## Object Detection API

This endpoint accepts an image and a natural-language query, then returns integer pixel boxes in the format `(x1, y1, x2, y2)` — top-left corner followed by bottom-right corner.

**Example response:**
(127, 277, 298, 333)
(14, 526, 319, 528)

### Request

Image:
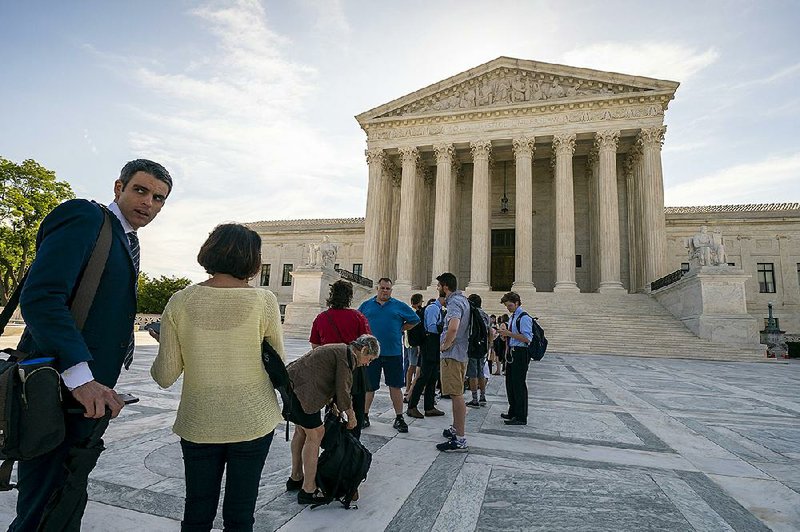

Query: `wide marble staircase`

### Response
(477, 292, 766, 362)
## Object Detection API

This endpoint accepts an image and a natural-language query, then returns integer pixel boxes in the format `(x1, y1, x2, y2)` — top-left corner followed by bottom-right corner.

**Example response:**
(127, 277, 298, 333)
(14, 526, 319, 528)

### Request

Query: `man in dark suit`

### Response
(9, 159, 172, 531)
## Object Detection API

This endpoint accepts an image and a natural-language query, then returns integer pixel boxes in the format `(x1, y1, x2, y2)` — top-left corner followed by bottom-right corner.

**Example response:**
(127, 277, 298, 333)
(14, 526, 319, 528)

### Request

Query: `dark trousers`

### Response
(505, 347, 531, 422)
(10, 415, 100, 532)
(180, 431, 274, 532)
(351, 391, 365, 440)
(408, 334, 440, 411)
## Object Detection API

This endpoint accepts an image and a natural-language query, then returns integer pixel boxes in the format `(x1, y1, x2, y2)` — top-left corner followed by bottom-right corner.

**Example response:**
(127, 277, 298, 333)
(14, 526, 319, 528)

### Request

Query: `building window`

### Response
(352, 263, 363, 277)
(681, 263, 690, 273)
(259, 264, 271, 286)
(334, 263, 339, 271)
(727, 262, 736, 267)
(757, 263, 776, 293)
(282, 264, 293, 286)
(575, 255, 582, 268)
(797, 263, 800, 288)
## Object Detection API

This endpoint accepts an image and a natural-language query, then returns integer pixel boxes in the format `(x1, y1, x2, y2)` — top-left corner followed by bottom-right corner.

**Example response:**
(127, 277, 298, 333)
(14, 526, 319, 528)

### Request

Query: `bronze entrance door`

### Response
(491, 229, 515, 291)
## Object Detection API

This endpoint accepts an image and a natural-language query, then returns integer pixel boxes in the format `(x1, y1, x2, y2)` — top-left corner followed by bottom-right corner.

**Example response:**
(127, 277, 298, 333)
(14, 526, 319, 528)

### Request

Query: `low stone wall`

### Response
(652, 266, 763, 347)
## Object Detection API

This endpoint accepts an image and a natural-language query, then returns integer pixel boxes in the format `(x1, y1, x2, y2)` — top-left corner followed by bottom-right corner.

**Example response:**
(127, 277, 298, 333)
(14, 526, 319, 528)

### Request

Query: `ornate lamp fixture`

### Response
(500, 161, 509, 213)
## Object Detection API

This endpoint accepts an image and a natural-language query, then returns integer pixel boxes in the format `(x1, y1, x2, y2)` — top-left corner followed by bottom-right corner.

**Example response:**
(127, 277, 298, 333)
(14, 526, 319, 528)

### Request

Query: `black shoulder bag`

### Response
(0, 207, 112, 491)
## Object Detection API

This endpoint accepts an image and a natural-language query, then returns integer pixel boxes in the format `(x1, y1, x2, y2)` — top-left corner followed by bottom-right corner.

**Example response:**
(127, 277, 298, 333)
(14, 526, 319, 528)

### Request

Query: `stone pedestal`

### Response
(652, 267, 763, 349)
(282, 267, 340, 337)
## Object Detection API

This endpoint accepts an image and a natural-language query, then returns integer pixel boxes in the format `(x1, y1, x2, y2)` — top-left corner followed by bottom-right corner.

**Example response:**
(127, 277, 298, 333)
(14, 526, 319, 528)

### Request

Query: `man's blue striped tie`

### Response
(124, 232, 140, 370)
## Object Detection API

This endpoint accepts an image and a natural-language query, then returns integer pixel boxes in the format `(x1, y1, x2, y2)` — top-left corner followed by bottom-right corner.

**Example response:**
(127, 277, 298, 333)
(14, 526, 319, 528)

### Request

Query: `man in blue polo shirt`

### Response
(358, 277, 420, 432)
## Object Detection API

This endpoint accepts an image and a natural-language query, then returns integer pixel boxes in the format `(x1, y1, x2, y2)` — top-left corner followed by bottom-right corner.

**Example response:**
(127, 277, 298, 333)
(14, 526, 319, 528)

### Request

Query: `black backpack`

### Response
(515, 312, 548, 361)
(313, 412, 372, 509)
(406, 307, 426, 347)
(467, 304, 489, 359)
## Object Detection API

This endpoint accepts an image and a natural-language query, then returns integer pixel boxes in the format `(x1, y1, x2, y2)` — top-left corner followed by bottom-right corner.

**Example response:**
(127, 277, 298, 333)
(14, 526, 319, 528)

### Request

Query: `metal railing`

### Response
(335, 268, 373, 288)
(650, 269, 685, 292)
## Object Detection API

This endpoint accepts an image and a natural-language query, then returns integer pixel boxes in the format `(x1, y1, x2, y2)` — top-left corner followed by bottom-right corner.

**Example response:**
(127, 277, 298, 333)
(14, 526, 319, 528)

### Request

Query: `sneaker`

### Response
(442, 425, 457, 439)
(436, 437, 468, 452)
(286, 476, 303, 492)
(363, 414, 370, 428)
(479, 395, 487, 405)
(406, 407, 424, 419)
(393, 416, 409, 433)
(500, 413, 513, 420)
(466, 399, 481, 408)
(298, 488, 327, 505)
(424, 408, 445, 417)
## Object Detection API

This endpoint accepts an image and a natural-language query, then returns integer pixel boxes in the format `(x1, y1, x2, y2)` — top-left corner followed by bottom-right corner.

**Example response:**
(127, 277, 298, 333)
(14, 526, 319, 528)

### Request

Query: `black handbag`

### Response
(0, 206, 112, 491)
(261, 339, 289, 390)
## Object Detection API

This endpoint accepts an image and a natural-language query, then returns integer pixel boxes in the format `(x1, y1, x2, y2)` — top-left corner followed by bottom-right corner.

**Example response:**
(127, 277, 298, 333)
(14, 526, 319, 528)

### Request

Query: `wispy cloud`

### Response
(665, 153, 800, 206)
(111, 0, 365, 280)
(562, 42, 718, 82)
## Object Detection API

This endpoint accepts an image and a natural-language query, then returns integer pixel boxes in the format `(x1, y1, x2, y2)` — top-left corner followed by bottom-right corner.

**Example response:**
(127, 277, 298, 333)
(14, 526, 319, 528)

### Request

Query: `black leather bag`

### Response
(261, 339, 289, 390)
(0, 206, 112, 490)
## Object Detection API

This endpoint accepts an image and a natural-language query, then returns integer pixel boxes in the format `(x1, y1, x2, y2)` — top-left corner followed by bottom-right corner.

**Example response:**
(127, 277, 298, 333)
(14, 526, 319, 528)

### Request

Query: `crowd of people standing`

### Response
(7, 158, 538, 531)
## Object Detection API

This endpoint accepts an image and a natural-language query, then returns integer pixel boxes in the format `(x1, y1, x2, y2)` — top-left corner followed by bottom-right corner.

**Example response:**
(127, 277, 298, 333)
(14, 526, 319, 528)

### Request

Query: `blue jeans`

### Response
(180, 431, 274, 532)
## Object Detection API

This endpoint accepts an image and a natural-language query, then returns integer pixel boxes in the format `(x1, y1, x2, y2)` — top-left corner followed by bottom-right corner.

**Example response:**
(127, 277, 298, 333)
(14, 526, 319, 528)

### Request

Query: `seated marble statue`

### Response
(687, 226, 726, 267)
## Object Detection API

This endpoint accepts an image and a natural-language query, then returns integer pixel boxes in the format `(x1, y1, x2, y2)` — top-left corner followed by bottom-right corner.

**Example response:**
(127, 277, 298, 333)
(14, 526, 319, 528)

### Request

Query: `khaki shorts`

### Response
(440, 358, 467, 397)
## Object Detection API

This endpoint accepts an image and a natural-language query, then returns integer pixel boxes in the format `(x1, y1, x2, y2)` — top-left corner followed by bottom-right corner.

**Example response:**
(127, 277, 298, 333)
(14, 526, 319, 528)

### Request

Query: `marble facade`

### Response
(358, 57, 677, 294)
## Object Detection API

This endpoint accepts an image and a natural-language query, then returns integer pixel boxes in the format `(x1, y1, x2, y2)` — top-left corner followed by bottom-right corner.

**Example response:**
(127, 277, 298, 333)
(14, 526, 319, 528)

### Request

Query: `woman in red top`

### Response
(308, 280, 371, 438)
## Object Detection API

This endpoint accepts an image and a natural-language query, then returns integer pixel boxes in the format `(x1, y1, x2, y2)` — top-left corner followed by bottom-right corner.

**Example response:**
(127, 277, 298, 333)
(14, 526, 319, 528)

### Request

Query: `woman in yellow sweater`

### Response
(151, 223, 284, 531)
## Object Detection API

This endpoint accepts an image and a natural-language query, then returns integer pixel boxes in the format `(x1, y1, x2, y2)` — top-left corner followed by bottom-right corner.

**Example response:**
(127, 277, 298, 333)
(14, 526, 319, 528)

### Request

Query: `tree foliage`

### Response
(0, 157, 75, 304)
(137, 273, 192, 314)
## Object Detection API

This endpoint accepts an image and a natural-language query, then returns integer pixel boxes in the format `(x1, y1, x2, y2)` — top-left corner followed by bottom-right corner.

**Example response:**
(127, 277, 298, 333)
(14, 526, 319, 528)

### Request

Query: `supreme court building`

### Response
(248, 57, 800, 348)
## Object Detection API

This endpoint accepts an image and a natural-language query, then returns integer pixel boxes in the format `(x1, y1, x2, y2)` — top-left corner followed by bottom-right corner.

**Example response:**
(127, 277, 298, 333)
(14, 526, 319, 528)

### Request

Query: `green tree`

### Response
(0, 157, 75, 304)
(137, 273, 192, 314)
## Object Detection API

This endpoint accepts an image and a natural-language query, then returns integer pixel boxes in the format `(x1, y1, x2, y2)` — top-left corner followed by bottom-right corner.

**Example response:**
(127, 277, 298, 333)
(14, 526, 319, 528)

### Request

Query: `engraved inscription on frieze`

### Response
(377, 68, 653, 118)
(368, 104, 663, 141)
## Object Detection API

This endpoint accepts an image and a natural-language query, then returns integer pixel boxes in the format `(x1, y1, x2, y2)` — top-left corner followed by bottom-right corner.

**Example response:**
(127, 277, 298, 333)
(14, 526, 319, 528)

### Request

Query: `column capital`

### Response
(637, 126, 666, 149)
(365, 148, 385, 165)
(512, 137, 535, 158)
(417, 161, 432, 183)
(398, 146, 419, 164)
(587, 146, 599, 170)
(552, 133, 576, 156)
(433, 143, 455, 164)
(470, 140, 492, 160)
(594, 129, 620, 152)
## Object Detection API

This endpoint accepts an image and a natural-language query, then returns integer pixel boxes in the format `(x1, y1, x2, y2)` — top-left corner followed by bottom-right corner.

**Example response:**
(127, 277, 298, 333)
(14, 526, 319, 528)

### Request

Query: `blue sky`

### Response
(1, 1, 798, 280)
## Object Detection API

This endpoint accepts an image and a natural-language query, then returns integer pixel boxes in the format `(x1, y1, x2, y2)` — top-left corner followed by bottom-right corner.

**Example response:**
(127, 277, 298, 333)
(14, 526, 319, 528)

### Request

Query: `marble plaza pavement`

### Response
(1, 333, 799, 531)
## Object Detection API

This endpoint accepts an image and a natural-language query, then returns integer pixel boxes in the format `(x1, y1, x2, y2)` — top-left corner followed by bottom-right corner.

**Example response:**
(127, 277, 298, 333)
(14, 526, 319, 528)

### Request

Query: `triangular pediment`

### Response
(357, 57, 679, 123)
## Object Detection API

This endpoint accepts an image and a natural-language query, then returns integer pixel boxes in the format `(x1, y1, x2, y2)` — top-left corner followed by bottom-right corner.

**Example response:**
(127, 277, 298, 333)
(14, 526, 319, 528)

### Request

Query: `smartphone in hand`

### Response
(144, 321, 161, 334)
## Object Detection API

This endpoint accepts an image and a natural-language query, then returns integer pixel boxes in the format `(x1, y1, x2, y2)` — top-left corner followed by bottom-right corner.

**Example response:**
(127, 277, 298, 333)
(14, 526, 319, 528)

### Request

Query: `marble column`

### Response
(512, 137, 535, 291)
(364, 148, 385, 281)
(430, 143, 455, 289)
(552, 133, 580, 292)
(468, 140, 492, 290)
(638, 126, 668, 286)
(624, 153, 640, 292)
(386, 164, 401, 280)
(394, 146, 420, 289)
(596, 130, 625, 292)
(586, 148, 599, 291)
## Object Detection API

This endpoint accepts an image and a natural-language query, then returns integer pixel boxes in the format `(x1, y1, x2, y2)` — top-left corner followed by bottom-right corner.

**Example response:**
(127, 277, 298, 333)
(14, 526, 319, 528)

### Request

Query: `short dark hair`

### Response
(377, 277, 393, 286)
(436, 272, 458, 292)
(411, 293, 423, 306)
(327, 280, 354, 309)
(197, 224, 261, 280)
(119, 159, 173, 193)
(467, 293, 482, 308)
(500, 291, 521, 305)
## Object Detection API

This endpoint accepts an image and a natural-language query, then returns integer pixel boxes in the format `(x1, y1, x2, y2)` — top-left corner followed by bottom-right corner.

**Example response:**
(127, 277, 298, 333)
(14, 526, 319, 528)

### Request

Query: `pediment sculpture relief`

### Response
(378, 69, 652, 118)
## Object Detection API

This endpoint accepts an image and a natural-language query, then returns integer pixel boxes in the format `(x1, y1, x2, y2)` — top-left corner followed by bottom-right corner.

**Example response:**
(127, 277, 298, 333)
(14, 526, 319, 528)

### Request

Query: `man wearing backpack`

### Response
(406, 295, 446, 419)
(497, 291, 533, 426)
(466, 294, 490, 408)
(435, 272, 471, 452)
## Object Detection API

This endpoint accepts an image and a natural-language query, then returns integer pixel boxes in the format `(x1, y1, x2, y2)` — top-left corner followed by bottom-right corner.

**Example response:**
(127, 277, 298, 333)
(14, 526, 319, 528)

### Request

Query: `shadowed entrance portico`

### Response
(491, 229, 514, 292)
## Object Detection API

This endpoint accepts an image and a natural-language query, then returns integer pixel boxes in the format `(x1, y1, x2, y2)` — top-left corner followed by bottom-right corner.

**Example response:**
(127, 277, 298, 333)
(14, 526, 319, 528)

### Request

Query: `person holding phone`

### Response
(151, 223, 284, 531)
